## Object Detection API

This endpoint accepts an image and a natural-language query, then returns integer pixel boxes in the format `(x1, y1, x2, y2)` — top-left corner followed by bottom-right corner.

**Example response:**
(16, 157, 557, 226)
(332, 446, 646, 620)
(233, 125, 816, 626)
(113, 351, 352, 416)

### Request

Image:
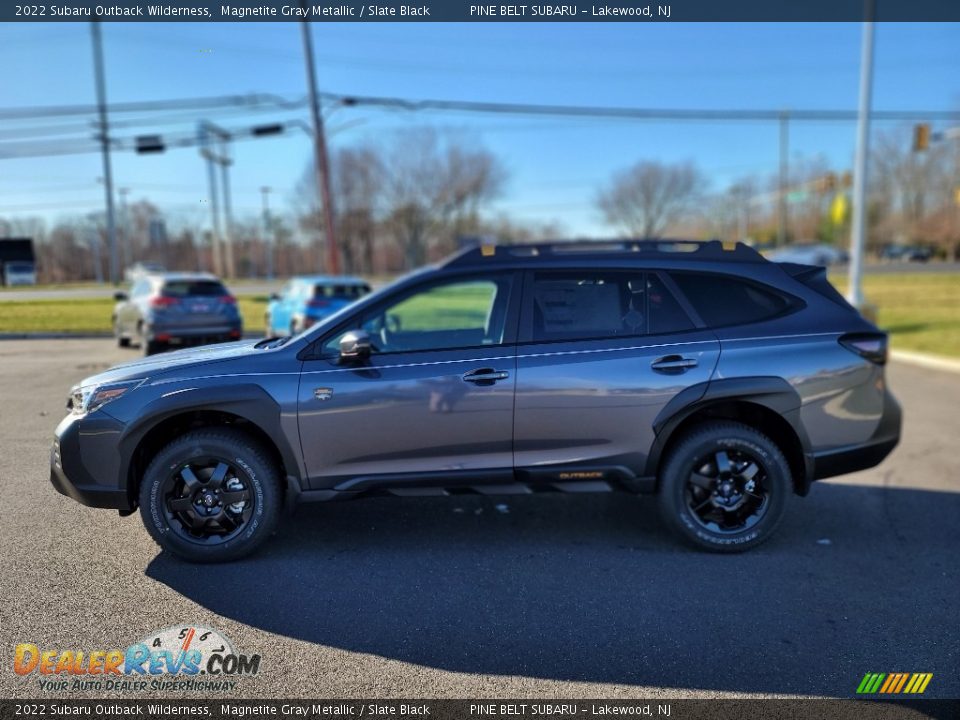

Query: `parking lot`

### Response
(0, 338, 957, 699)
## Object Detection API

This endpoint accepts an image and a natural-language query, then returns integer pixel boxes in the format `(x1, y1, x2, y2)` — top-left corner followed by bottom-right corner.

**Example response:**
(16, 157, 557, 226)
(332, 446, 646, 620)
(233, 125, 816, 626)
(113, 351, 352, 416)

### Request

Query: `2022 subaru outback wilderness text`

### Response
(50, 241, 901, 562)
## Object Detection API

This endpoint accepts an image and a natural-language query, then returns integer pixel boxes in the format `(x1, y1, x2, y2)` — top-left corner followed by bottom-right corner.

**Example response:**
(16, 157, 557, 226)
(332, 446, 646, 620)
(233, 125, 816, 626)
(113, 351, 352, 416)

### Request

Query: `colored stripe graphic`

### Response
(857, 672, 932, 694)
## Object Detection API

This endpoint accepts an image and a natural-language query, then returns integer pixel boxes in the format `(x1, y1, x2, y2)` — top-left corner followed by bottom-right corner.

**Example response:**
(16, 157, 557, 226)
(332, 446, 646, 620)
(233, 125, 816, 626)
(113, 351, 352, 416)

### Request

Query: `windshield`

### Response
(6, 262, 34, 272)
(314, 283, 371, 299)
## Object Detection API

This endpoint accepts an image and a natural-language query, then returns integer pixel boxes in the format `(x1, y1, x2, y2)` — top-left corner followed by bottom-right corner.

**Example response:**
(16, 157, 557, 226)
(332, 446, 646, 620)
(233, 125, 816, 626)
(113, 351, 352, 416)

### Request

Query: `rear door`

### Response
(513, 269, 720, 480)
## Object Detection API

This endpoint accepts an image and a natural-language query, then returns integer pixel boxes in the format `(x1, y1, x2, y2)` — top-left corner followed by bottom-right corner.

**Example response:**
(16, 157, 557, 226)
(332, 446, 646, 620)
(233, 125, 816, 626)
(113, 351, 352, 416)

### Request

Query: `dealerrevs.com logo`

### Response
(14, 626, 261, 693)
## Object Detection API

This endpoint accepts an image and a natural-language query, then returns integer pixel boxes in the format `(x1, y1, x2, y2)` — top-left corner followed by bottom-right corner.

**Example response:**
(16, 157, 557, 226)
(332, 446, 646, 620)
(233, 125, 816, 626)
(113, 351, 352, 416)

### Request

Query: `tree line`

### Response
(1, 123, 956, 284)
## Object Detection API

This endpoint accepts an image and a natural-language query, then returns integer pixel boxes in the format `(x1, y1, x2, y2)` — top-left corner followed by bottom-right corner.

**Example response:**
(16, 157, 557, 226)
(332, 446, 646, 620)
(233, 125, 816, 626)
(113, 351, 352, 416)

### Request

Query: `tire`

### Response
(143, 339, 163, 356)
(657, 421, 790, 552)
(114, 319, 130, 348)
(138, 428, 283, 563)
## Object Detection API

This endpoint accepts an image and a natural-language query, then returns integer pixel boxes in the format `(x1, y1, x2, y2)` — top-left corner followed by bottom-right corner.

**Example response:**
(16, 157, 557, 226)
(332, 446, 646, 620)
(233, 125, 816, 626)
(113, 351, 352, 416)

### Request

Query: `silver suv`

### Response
(51, 241, 901, 562)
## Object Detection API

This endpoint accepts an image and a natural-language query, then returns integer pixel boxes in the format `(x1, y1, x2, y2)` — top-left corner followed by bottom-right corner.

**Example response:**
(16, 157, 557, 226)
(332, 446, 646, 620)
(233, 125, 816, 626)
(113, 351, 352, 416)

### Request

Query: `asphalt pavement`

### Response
(0, 339, 957, 700)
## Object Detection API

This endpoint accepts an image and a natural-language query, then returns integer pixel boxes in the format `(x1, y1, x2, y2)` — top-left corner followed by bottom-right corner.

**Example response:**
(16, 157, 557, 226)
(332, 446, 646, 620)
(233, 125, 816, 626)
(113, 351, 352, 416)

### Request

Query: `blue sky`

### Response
(0, 21, 957, 236)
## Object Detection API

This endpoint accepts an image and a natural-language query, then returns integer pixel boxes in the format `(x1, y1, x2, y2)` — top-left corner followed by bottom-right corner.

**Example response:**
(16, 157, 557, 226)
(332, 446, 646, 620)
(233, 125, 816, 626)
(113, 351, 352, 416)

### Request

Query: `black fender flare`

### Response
(116, 383, 304, 505)
(644, 376, 814, 494)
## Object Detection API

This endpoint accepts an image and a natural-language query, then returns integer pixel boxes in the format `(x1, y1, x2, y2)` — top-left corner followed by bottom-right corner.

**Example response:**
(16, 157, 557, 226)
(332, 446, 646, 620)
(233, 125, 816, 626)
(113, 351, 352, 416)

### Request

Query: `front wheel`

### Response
(138, 429, 283, 562)
(657, 421, 790, 552)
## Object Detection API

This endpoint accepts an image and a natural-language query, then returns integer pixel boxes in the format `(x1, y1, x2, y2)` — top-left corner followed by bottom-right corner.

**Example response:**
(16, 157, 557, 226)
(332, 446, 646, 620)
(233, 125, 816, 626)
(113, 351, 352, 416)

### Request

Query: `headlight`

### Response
(68, 379, 145, 415)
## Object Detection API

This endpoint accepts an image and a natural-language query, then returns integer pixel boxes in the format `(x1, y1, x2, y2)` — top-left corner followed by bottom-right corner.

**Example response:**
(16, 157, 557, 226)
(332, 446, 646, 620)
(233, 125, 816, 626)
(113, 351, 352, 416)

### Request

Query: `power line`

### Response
(0, 93, 306, 121)
(320, 93, 960, 123)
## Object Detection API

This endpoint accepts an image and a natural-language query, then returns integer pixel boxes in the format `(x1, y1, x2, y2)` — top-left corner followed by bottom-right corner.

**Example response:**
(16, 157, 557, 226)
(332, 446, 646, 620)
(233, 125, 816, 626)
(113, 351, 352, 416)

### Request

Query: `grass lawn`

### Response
(829, 274, 960, 358)
(0, 297, 269, 334)
(0, 274, 958, 359)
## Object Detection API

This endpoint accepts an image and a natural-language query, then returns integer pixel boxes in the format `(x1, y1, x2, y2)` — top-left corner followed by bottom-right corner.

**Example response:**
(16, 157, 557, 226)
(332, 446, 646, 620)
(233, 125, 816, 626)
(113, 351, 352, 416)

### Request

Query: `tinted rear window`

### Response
(670, 272, 790, 327)
(314, 283, 371, 299)
(162, 280, 227, 297)
(531, 271, 693, 342)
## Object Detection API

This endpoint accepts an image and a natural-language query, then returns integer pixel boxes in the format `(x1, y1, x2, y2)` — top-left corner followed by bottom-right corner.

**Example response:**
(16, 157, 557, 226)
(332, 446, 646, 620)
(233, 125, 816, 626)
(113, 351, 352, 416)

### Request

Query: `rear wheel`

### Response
(657, 421, 790, 552)
(138, 429, 283, 562)
(114, 318, 130, 348)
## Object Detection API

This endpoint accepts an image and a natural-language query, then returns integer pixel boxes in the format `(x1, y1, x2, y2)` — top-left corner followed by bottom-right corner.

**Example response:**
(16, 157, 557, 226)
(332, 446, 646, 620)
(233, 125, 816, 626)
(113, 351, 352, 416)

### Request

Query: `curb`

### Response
(890, 349, 960, 375)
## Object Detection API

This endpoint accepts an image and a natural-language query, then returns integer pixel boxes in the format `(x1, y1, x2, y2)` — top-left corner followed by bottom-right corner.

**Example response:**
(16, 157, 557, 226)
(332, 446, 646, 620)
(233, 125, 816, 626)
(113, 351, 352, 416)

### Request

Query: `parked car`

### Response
(265, 276, 372, 336)
(53, 240, 900, 562)
(767, 244, 846, 267)
(112, 272, 242, 355)
(879, 245, 933, 263)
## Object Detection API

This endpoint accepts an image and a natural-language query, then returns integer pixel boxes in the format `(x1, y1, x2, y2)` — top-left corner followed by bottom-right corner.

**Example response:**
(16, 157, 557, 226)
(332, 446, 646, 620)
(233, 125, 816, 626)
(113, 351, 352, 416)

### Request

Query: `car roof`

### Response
(147, 272, 222, 283)
(442, 239, 767, 269)
(292, 275, 369, 285)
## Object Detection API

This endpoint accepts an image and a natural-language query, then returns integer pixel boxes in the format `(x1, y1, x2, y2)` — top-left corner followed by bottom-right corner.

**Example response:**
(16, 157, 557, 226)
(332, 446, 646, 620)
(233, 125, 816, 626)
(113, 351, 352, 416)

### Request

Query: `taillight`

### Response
(151, 296, 179, 308)
(307, 299, 329, 309)
(219, 295, 237, 305)
(839, 333, 888, 365)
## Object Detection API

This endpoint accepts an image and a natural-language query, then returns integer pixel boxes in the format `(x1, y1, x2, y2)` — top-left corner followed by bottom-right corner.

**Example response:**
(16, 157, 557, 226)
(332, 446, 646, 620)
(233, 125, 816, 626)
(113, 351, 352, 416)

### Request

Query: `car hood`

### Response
(75, 340, 264, 388)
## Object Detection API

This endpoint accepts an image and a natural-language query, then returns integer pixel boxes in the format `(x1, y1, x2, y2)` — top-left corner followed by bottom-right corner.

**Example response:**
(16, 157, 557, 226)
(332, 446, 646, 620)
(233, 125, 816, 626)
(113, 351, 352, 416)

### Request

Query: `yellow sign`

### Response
(830, 194, 848, 225)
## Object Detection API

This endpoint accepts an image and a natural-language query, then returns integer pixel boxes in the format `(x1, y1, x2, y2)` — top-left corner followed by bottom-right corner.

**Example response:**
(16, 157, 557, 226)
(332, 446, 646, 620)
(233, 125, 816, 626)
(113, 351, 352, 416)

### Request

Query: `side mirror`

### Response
(339, 330, 372, 361)
(268, 292, 280, 301)
(114, 291, 128, 301)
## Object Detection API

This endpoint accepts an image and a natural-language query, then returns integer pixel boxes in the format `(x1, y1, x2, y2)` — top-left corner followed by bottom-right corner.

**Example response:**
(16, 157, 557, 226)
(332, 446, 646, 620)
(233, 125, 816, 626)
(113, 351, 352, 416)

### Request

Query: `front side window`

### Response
(530, 271, 693, 342)
(324, 275, 513, 356)
(669, 272, 790, 328)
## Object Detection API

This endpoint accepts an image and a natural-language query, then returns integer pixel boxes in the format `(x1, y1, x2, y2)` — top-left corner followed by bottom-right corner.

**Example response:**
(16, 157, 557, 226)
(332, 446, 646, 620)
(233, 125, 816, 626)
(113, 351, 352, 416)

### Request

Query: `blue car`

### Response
(266, 276, 372, 336)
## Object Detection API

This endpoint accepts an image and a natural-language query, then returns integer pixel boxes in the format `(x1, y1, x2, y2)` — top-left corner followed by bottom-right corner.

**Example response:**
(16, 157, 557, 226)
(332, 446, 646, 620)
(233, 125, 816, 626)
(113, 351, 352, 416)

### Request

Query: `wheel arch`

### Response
(117, 384, 304, 510)
(646, 377, 813, 495)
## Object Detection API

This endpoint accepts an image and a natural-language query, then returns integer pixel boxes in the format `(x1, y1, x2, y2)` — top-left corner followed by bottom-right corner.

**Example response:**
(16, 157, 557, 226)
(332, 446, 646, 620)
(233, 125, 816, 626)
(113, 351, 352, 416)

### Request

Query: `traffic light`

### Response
(913, 123, 931, 152)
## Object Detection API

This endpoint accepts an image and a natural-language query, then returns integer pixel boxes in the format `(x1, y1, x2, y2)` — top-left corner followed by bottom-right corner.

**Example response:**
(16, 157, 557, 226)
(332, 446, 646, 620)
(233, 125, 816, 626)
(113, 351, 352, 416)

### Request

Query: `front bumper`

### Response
(809, 388, 902, 481)
(50, 412, 132, 513)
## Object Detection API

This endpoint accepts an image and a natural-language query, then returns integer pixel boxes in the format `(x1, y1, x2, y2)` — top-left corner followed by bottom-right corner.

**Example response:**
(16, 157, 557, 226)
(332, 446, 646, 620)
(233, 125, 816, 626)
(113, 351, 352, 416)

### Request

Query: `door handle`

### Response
(462, 368, 510, 385)
(651, 355, 698, 372)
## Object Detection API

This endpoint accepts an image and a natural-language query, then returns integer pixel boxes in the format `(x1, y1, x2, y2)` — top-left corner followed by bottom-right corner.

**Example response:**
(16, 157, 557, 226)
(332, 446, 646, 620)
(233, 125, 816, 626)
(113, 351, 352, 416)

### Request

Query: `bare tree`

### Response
(382, 128, 505, 268)
(597, 160, 706, 237)
(334, 146, 384, 275)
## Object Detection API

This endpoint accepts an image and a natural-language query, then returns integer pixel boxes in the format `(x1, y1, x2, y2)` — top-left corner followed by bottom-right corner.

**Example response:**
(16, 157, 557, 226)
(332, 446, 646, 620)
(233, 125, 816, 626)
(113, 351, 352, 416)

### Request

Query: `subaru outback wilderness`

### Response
(51, 241, 900, 562)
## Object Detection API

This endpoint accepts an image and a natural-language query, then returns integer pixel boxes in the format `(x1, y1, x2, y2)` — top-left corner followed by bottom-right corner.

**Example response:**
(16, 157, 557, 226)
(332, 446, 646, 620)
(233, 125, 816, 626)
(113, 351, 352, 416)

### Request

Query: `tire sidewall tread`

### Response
(657, 421, 790, 553)
(138, 428, 282, 563)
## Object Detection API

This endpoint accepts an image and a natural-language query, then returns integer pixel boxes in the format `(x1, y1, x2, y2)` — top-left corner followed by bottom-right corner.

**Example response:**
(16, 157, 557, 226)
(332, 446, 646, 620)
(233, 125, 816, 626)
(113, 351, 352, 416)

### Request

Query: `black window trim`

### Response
(301, 269, 524, 361)
(517, 268, 700, 346)
(667, 269, 805, 329)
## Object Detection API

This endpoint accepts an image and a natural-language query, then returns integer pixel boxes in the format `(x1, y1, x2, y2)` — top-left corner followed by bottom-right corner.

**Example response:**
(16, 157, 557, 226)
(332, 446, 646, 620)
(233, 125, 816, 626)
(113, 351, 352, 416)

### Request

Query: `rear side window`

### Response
(530, 271, 693, 342)
(670, 272, 790, 327)
(163, 280, 227, 297)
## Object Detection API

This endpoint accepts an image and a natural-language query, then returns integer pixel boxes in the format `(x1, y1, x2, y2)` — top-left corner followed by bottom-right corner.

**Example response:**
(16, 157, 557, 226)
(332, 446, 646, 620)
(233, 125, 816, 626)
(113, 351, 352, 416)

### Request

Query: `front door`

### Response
(297, 273, 519, 490)
(513, 269, 720, 478)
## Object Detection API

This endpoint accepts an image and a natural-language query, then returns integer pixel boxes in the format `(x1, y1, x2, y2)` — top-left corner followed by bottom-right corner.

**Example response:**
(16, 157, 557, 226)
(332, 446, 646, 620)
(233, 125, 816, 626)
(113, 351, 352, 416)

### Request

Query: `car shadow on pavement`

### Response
(146, 482, 960, 697)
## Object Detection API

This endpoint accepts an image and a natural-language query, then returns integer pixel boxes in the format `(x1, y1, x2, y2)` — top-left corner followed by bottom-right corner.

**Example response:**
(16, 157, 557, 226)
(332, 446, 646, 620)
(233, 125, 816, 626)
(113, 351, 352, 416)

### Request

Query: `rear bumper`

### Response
(50, 413, 132, 513)
(809, 389, 902, 481)
(146, 322, 241, 343)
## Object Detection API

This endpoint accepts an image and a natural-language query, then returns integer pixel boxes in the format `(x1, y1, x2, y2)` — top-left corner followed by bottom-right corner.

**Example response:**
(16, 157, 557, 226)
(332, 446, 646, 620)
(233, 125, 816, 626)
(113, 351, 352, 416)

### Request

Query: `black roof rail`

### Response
(442, 239, 768, 267)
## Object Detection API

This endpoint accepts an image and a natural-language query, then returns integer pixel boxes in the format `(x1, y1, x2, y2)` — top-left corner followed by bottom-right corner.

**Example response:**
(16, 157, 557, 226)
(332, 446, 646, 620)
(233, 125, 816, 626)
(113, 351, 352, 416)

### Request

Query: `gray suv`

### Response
(51, 241, 901, 562)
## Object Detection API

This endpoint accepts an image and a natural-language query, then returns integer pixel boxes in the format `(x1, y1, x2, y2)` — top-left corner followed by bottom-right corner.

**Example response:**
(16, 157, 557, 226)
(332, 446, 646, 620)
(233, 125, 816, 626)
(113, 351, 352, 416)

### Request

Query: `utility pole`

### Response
(261, 186, 275, 281)
(847, 2, 875, 312)
(218, 142, 236, 279)
(198, 121, 236, 278)
(90, 20, 118, 285)
(300, 11, 340, 274)
(778, 111, 789, 247)
(198, 123, 222, 276)
(118, 187, 130, 269)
